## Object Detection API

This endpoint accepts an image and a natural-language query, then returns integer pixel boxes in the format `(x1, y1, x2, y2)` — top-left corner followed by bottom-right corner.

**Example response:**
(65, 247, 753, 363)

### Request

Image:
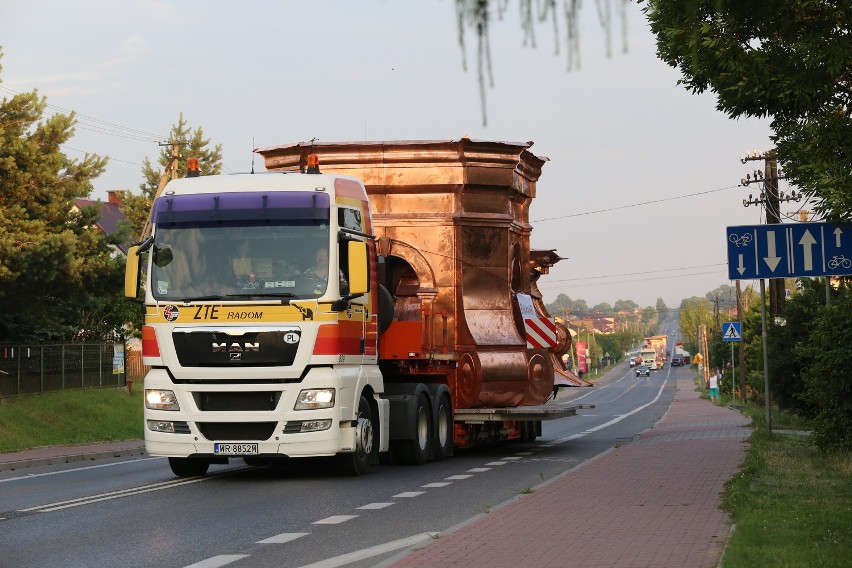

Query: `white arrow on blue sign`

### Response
(726, 222, 852, 280)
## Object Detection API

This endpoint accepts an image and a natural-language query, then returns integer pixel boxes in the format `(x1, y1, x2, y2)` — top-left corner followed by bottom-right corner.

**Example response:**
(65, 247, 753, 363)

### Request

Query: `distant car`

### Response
(671, 354, 684, 367)
(635, 365, 650, 377)
(629, 359, 636, 367)
(682, 355, 690, 365)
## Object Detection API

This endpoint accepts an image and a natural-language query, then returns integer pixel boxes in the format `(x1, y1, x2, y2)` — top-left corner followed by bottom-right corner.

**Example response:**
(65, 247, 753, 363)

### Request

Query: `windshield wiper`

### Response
(180, 295, 223, 302)
(225, 292, 298, 304)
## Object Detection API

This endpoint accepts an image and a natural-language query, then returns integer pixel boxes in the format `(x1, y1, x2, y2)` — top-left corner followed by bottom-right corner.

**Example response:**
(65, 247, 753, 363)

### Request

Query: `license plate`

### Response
(213, 443, 258, 455)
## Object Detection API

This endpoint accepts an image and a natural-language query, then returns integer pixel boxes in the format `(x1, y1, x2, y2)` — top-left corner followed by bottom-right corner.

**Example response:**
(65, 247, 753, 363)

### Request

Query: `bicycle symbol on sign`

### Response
(827, 255, 852, 270)
(729, 233, 753, 248)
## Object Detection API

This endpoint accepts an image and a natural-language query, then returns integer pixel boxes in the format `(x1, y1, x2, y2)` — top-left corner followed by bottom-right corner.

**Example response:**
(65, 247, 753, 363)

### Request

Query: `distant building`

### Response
(72, 191, 130, 256)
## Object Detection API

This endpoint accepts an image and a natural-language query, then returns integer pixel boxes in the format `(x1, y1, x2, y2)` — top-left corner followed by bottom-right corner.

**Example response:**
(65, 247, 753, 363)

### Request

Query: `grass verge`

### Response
(720, 401, 852, 567)
(0, 388, 143, 453)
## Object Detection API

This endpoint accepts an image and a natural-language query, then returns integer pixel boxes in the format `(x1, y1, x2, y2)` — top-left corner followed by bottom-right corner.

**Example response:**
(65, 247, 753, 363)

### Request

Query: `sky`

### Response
(0, 0, 808, 310)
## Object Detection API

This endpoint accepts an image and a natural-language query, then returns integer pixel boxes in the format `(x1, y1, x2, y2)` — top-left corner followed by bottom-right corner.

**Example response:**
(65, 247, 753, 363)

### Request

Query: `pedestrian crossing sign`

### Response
(722, 322, 742, 342)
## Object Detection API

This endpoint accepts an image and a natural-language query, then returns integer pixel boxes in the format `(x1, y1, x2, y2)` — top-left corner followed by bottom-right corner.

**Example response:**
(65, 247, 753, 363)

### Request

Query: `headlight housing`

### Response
(294, 388, 335, 410)
(145, 389, 180, 410)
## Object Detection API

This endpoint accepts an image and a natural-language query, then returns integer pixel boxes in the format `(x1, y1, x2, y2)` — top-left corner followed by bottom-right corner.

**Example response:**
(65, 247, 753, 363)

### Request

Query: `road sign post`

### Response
(726, 222, 852, 436)
(726, 221, 852, 280)
(722, 322, 741, 401)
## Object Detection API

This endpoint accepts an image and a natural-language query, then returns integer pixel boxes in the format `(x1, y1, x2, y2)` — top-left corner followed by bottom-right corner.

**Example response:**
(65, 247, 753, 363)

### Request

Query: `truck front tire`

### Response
(336, 395, 374, 476)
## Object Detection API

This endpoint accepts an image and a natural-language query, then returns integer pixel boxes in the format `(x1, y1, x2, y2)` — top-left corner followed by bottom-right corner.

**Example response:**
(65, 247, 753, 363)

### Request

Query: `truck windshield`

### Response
(151, 221, 332, 302)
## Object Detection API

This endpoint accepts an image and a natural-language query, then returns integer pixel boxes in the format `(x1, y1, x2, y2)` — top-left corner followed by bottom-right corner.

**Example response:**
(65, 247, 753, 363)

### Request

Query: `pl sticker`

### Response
(163, 305, 180, 322)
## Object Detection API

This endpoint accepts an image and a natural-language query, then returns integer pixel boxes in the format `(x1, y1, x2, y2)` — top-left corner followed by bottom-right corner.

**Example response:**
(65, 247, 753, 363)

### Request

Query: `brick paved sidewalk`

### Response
(386, 375, 752, 568)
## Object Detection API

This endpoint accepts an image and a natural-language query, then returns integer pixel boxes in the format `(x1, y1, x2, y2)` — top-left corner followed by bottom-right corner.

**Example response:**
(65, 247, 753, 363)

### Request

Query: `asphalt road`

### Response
(0, 356, 680, 568)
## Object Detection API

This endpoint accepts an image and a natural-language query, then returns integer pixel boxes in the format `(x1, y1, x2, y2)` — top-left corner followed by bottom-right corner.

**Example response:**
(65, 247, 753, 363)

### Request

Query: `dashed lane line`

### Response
(292, 533, 436, 568)
(256, 533, 310, 544)
(313, 515, 358, 525)
(183, 555, 249, 568)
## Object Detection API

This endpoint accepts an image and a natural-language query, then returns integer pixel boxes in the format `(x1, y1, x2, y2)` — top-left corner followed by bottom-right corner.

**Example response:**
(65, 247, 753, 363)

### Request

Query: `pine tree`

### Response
(119, 113, 223, 240)
(0, 50, 121, 341)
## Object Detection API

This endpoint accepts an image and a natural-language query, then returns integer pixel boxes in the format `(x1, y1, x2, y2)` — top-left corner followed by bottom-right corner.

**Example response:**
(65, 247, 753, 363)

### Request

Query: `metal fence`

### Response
(0, 343, 128, 397)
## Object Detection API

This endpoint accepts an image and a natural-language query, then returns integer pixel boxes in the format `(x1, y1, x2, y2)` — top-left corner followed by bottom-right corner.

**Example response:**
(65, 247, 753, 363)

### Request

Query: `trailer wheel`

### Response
(336, 395, 374, 476)
(168, 457, 210, 477)
(394, 394, 431, 465)
(433, 394, 453, 461)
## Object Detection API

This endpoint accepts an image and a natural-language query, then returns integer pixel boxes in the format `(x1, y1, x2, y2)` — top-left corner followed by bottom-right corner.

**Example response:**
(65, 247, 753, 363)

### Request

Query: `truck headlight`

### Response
(295, 388, 335, 410)
(145, 389, 180, 411)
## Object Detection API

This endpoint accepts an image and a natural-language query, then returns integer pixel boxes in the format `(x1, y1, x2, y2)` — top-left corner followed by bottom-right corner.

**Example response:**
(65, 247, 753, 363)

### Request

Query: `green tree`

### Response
(640, 0, 852, 221)
(797, 282, 852, 450)
(119, 113, 223, 239)
(764, 278, 824, 413)
(613, 299, 639, 313)
(596, 333, 622, 365)
(705, 284, 737, 312)
(677, 297, 713, 356)
(641, 306, 657, 325)
(655, 297, 669, 320)
(592, 302, 613, 313)
(0, 51, 124, 341)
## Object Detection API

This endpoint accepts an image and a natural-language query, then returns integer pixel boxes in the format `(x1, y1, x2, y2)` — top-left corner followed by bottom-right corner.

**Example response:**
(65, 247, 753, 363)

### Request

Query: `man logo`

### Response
(213, 342, 260, 353)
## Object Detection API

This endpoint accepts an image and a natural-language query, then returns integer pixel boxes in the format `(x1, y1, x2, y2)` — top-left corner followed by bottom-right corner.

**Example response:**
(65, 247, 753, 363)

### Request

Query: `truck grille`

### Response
(197, 422, 277, 441)
(192, 391, 281, 411)
(173, 329, 300, 367)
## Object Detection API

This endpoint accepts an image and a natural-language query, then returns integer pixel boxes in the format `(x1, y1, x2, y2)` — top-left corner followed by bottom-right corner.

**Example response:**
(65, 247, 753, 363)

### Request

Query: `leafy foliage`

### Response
(640, 0, 852, 221)
(0, 51, 129, 342)
(676, 296, 713, 355)
(796, 282, 852, 451)
(118, 112, 223, 240)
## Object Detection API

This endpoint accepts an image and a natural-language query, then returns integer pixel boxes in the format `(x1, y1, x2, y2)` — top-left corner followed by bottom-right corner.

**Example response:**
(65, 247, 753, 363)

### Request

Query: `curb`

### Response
(0, 446, 147, 473)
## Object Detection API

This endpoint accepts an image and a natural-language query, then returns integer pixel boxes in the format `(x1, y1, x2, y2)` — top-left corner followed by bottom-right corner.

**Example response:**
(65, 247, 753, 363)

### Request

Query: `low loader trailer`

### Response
(126, 139, 591, 477)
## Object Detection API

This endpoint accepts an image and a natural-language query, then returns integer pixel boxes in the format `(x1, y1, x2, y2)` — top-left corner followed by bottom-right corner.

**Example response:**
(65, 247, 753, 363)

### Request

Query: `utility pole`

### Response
(735, 281, 747, 402)
(140, 139, 185, 240)
(740, 149, 802, 318)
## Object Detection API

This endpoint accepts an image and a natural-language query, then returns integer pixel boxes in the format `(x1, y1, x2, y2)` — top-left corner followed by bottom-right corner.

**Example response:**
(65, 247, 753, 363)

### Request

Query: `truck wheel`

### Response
(336, 395, 374, 476)
(168, 457, 210, 477)
(433, 394, 453, 461)
(394, 394, 431, 465)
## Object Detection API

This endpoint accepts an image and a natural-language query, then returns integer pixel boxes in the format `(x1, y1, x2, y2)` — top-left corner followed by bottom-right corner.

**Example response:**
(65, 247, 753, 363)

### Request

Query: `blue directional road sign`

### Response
(722, 321, 742, 342)
(726, 222, 852, 280)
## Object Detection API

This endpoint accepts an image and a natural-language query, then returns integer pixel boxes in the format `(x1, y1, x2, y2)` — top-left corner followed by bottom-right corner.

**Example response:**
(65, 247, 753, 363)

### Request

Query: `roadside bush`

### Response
(796, 283, 852, 451)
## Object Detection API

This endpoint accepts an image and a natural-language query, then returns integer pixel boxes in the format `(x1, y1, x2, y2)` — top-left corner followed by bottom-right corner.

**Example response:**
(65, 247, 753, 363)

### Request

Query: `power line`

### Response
(538, 269, 726, 289)
(532, 185, 740, 222)
(0, 85, 166, 142)
(540, 263, 727, 284)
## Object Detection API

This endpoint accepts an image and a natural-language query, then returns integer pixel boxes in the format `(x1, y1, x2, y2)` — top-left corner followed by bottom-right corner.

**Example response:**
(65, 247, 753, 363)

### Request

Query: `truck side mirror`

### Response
(347, 241, 369, 296)
(125, 245, 141, 301)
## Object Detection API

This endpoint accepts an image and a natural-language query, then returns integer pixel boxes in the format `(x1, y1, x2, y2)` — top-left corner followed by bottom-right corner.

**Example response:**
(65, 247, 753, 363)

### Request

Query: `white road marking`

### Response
(467, 467, 491, 473)
(18, 476, 211, 512)
(183, 555, 249, 568)
(313, 515, 358, 525)
(485, 461, 507, 466)
(0, 457, 164, 484)
(421, 482, 451, 488)
(392, 491, 424, 498)
(357, 502, 394, 510)
(294, 533, 436, 568)
(546, 372, 670, 446)
(445, 474, 472, 480)
(502, 456, 522, 460)
(257, 532, 309, 544)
